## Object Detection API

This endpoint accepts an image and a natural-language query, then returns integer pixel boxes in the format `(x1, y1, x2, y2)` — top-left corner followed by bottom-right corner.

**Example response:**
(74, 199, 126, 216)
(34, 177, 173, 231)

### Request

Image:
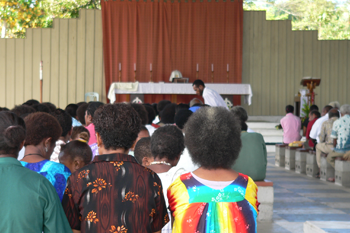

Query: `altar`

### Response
(107, 82, 253, 105)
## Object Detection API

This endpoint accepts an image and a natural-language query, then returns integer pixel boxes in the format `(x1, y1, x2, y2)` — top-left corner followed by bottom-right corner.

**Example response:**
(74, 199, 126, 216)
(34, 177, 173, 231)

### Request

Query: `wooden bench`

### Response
(306, 150, 318, 177)
(320, 152, 335, 181)
(295, 148, 309, 174)
(275, 144, 287, 167)
(256, 180, 274, 222)
(285, 146, 302, 170)
(335, 157, 350, 187)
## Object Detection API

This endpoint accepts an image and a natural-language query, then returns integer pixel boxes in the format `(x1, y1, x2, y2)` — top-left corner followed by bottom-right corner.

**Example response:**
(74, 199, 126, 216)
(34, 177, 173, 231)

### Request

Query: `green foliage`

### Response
(0, 0, 101, 38)
(301, 101, 310, 122)
(243, 0, 350, 40)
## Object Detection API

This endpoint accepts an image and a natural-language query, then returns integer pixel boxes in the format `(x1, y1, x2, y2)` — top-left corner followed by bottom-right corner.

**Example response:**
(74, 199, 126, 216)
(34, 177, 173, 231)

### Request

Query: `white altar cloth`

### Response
(108, 82, 253, 105)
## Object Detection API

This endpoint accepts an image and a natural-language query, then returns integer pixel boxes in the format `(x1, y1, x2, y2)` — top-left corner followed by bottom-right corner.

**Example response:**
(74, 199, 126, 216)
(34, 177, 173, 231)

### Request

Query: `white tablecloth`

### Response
(108, 82, 253, 105)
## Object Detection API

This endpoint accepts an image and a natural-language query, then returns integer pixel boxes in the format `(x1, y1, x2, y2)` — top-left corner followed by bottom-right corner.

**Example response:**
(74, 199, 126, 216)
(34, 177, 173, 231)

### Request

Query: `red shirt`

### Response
(306, 118, 318, 147)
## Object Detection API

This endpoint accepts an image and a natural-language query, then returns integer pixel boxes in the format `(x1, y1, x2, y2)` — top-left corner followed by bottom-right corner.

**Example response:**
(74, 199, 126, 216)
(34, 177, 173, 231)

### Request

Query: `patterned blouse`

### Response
(20, 160, 71, 201)
(168, 172, 259, 233)
(62, 153, 169, 233)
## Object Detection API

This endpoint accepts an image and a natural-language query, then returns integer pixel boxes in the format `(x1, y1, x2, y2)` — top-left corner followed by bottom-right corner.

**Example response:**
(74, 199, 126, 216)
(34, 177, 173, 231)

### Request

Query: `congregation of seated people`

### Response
(280, 101, 350, 181)
(0, 98, 263, 233)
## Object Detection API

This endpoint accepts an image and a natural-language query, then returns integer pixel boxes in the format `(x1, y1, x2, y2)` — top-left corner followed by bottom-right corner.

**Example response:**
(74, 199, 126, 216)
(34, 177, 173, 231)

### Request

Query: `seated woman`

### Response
(70, 126, 90, 142)
(20, 112, 71, 201)
(168, 107, 259, 233)
(0, 111, 72, 232)
(148, 125, 186, 233)
(59, 140, 93, 173)
(62, 104, 168, 233)
(231, 121, 267, 181)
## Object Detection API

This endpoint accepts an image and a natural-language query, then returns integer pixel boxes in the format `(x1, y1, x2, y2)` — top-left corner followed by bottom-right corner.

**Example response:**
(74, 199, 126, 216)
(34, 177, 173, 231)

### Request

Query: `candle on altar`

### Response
(196, 64, 199, 72)
(227, 64, 229, 72)
(134, 63, 136, 71)
(150, 63, 152, 71)
(211, 64, 214, 72)
(119, 63, 121, 71)
(40, 61, 43, 80)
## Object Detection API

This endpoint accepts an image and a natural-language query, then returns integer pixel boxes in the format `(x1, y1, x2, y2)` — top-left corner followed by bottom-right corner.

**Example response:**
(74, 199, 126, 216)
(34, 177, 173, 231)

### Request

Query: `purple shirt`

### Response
(280, 113, 302, 144)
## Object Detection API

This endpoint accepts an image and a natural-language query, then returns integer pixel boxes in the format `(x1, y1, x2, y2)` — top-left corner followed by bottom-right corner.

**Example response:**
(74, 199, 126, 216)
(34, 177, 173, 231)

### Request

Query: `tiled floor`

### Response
(257, 153, 350, 233)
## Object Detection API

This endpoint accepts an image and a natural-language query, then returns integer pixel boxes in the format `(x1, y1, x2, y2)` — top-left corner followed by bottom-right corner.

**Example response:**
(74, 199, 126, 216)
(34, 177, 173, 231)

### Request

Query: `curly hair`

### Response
(184, 107, 241, 169)
(174, 109, 193, 130)
(134, 137, 152, 164)
(131, 104, 149, 125)
(32, 104, 50, 113)
(11, 105, 36, 117)
(0, 112, 26, 155)
(230, 106, 248, 123)
(93, 104, 141, 150)
(24, 112, 62, 146)
(86, 102, 104, 118)
(65, 104, 79, 118)
(157, 100, 171, 113)
(50, 109, 72, 137)
(151, 125, 184, 161)
(23, 99, 40, 106)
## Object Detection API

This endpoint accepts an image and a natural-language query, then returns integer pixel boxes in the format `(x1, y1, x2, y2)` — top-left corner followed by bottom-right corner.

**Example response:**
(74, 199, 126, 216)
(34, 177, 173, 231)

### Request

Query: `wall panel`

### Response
(241, 11, 350, 115)
(0, 9, 350, 114)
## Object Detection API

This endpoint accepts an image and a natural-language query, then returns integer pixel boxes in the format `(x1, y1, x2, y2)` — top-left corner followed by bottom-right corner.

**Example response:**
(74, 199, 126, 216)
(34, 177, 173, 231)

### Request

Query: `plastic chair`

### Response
(85, 92, 99, 102)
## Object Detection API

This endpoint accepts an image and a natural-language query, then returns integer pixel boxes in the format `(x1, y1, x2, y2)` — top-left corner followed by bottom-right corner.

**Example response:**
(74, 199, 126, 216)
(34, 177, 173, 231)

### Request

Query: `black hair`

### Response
(310, 110, 321, 118)
(241, 121, 248, 131)
(143, 104, 156, 124)
(77, 102, 87, 107)
(71, 126, 90, 142)
(131, 104, 149, 125)
(152, 103, 159, 116)
(93, 104, 141, 150)
(60, 140, 92, 165)
(176, 103, 189, 114)
(151, 125, 184, 161)
(24, 112, 62, 146)
(41, 102, 57, 112)
(174, 109, 193, 130)
(86, 102, 104, 118)
(184, 107, 241, 169)
(324, 105, 333, 113)
(11, 105, 36, 117)
(310, 105, 319, 112)
(32, 104, 50, 113)
(286, 105, 294, 113)
(0, 107, 9, 112)
(76, 103, 88, 125)
(65, 104, 79, 118)
(160, 103, 176, 124)
(0, 112, 26, 155)
(50, 109, 72, 137)
(23, 99, 40, 106)
(192, 79, 205, 87)
(134, 137, 152, 164)
(328, 108, 340, 118)
(230, 106, 248, 123)
(157, 100, 171, 113)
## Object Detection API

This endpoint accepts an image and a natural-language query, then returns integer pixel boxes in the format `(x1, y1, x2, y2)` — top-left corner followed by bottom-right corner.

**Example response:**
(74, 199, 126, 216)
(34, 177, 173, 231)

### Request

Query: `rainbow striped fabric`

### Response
(167, 172, 259, 233)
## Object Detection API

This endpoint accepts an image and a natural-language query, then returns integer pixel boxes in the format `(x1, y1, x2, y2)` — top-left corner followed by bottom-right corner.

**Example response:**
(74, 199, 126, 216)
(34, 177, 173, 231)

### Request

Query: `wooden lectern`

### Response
(300, 78, 321, 105)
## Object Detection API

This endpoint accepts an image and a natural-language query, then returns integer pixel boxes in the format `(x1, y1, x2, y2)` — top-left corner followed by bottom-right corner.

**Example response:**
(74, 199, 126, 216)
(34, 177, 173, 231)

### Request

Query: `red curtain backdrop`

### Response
(101, 0, 243, 103)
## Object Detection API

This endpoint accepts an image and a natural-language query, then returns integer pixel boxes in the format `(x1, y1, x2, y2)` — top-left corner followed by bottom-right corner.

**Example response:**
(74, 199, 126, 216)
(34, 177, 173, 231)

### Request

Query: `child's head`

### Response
(130, 125, 150, 151)
(71, 126, 90, 142)
(59, 140, 92, 173)
(151, 125, 184, 166)
(134, 137, 153, 166)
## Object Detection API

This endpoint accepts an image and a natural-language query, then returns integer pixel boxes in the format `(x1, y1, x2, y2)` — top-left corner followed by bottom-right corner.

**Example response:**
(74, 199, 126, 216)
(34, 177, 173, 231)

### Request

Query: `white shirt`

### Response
(145, 124, 156, 136)
(310, 113, 329, 143)
(202, 87, 228, 109)
(176, 147, 199, 172)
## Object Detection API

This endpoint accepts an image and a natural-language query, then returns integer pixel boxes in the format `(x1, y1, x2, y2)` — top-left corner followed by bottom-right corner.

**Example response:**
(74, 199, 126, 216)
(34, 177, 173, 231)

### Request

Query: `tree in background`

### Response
(0, 0, 101, 38)
(244, 0, 350, 40)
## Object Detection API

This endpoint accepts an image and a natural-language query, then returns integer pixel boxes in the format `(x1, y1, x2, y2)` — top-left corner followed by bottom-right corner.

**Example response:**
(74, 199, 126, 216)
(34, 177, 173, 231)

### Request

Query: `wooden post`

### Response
(227, 71, 229, 83)
(40, 80, 43, 103)
(211, 71, 214, 83)
(119, 70, 121, 82)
